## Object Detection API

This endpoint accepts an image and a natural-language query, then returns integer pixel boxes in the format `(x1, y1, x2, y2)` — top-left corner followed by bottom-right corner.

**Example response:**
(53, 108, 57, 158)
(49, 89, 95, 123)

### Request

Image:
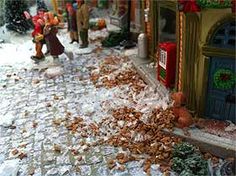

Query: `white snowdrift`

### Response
(0, 159, 20, 176)
(0, 113, 16, 127)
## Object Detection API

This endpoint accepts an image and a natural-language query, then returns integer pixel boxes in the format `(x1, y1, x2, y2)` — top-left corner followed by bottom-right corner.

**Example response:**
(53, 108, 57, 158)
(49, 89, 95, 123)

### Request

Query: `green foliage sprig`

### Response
(101, 28, 128, 47)
(196, 0, 232, 8)
(172, 142, 208, 176)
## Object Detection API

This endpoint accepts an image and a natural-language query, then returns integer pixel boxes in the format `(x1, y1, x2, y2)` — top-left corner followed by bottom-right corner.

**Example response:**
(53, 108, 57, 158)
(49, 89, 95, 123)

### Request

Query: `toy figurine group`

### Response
(66, 0, 89, 48)
(26, 0, 89, 62)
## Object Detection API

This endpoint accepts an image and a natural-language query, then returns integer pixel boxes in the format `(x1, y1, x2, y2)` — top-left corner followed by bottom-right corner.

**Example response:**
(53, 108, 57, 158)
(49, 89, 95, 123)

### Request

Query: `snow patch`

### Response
(124, 48, 138, 57)
(44, 66, 64, 79)
(0, 113, 16, 127)
(0, 25, 11, 43)
(75, 47, 94, 55)
(0, 159, 20, 176)
(89, 28, 109, 41)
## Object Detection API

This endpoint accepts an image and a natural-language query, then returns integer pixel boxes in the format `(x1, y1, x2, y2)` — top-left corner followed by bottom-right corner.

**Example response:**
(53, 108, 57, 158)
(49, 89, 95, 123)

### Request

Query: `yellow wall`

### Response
(200, 8, 232, 44)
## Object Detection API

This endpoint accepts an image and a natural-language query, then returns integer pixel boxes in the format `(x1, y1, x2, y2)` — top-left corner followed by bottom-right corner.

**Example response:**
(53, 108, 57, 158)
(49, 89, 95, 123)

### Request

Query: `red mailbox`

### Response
(157, 42, 176, 88)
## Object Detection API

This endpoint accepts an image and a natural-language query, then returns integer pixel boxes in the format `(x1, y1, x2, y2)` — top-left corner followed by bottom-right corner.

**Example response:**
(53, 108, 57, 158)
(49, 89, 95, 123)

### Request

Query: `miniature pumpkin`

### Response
(98, 19, 106, 29)
(171, 92, 186, 107)
(174, 107, 193, 128)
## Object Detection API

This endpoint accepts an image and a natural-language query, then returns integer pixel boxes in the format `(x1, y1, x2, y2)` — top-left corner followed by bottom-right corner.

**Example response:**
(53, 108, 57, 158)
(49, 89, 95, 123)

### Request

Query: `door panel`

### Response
(205, 57, 235, 122)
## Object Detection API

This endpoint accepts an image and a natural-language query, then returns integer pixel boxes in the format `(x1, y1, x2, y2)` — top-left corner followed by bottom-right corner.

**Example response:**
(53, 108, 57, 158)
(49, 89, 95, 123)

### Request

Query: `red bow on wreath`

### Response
(178, 0, 201, 12)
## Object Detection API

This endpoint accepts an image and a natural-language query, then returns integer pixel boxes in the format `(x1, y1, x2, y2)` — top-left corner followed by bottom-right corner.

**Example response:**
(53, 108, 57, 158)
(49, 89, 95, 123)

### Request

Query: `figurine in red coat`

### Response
(31, 16, 45, 61)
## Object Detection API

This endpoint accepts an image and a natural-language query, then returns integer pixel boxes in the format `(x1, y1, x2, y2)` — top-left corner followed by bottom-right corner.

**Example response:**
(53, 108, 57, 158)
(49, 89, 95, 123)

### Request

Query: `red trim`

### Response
(178, 0, 201, 13)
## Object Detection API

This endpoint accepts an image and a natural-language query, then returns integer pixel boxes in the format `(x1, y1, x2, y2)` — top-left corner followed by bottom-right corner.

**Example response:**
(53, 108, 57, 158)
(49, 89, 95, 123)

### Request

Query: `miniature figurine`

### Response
(43, 12, 73, 60)
(77, 0, 89, 48)
(31, 16, 45, 61)
(66, 2, 79, 44)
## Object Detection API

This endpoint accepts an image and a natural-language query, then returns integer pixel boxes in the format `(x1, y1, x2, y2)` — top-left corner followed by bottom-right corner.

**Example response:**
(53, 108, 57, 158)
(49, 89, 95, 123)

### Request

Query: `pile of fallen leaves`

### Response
(66, 116, 85, 134)
(100, 70, 146, 93)
(63, 105, 224, 175)
(64, 106, 181, 174)
(104, 107, 181, 174)
(89, 56, 146, 93)
(89, 56, 122, 84)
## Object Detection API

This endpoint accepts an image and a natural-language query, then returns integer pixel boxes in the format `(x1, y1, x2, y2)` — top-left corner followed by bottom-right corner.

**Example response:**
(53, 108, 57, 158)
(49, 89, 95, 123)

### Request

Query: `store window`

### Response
(159, 7, 176, 42)
(110, 0, 128, 27)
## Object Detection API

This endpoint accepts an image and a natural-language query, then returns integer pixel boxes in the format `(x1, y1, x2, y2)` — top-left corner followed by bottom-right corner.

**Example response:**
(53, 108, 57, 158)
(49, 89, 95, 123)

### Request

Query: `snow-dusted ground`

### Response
(0, 10, 172, 175)
(0, 5, 119, 66)
(0, 5, 36, 66)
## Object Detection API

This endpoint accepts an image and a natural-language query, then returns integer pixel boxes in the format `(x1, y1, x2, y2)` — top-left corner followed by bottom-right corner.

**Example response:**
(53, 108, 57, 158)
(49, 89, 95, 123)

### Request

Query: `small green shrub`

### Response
(172, 142, 208, 176)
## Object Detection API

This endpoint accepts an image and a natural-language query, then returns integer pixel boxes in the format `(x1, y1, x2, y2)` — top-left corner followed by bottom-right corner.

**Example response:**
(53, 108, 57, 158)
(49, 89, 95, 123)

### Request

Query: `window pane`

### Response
(159, 7, 176, 42)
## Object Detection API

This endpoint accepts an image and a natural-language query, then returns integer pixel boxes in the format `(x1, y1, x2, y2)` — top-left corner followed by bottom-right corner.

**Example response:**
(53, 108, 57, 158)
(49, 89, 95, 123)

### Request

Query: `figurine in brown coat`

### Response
(43, 12, 73, 60)
(77, 0, 89, 48)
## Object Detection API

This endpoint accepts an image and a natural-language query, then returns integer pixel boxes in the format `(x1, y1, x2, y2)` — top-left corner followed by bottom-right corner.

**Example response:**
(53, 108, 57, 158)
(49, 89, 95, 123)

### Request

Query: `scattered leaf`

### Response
(77, 155, 83, 161)
(46, 102, 52, 107)
(53, 95, 60, 100)
(32, 121, 38, 128)
(53, 144, 61, 153)
(18, 152, 27, 160)
(117, 165, 125, 171)
(52, 119, 61, 126)
(11, 149, 19, 155)
(32, 79, 40, 84)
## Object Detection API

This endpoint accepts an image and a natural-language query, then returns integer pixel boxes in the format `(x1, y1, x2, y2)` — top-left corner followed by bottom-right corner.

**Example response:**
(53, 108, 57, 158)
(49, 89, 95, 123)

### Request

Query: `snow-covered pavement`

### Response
(0, 26, 173, 176)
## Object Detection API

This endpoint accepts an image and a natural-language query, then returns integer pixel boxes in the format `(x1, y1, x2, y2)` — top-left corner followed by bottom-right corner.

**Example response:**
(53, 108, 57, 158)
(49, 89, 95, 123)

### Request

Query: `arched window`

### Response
(202, 17, 235, 58)
(210, 21, 235, 49)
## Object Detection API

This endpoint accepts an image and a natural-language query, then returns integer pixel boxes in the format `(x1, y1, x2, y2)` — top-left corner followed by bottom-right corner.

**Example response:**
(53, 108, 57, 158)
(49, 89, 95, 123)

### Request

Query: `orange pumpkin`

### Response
(97, 19, 106, 29)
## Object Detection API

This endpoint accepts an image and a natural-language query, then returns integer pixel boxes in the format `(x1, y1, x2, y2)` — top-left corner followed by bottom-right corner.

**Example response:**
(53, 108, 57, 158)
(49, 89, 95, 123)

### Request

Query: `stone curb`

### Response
(130, 54, 236, 159)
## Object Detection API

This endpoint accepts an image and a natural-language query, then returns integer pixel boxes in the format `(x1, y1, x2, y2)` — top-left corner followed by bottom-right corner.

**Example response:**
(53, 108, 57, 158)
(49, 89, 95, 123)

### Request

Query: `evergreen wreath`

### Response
(213, 69, 236, 90)
(196, 0, 232, 8)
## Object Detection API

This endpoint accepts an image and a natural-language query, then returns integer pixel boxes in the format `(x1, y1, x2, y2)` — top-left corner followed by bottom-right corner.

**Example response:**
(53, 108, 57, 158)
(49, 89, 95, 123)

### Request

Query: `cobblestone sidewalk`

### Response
(0, 45, 169, 176)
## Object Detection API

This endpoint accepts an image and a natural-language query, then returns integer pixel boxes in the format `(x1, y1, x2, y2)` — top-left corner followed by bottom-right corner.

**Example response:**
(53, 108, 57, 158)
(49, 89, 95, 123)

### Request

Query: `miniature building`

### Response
(130, 0, 143, 32)
(110, 0, 142, 30)
(144, 0, 235, 122)
(110, 0, 128, 27)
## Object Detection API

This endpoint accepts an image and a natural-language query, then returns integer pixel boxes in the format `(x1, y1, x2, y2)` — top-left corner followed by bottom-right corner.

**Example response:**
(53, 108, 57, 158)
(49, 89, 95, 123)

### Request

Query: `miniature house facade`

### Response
(110, 0, 143, 34)
(144, 0, 235, 122)
(187, 9, 235, 122)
